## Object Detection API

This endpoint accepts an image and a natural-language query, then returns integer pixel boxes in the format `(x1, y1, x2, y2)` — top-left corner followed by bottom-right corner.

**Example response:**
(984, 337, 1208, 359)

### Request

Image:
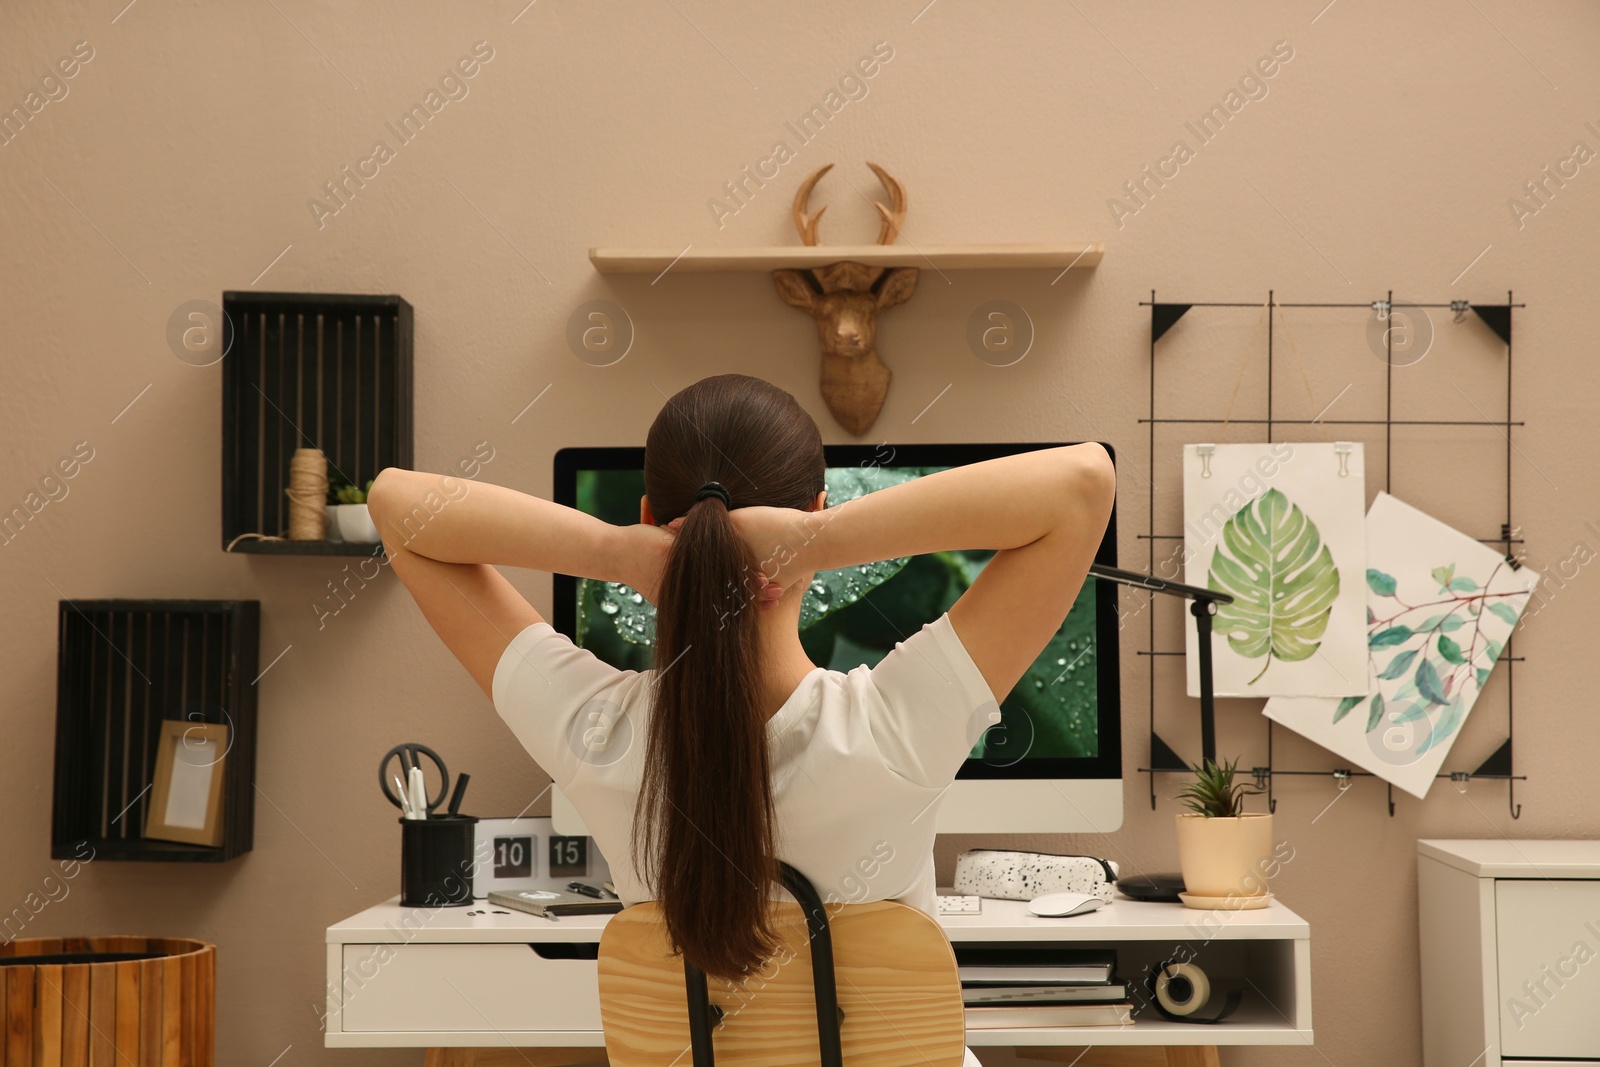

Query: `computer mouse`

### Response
(1026, 892, 1106, 918)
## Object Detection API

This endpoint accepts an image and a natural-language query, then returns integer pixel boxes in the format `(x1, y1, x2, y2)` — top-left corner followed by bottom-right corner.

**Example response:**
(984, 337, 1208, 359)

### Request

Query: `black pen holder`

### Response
(399, 814, 479, 907)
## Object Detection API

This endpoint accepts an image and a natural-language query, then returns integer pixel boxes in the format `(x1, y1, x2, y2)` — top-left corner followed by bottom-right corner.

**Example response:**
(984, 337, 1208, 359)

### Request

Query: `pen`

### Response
(394, 775, 414, 818)
(567, 881, 604, 899)
(447, 772, 470, 816)
(408, 765, 427, 819)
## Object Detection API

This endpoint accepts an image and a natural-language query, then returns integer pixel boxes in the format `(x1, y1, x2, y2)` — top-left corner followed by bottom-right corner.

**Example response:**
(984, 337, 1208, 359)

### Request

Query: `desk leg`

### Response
(1163, 1049, 1221, 1067)
(422, 1050, 608, 1066)
(1016, 1047, 1221, 1067)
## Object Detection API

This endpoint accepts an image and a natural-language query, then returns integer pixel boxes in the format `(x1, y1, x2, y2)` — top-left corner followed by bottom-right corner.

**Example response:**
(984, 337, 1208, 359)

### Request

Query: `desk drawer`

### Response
(341, 943, 603, 1032)
(1496, 880, 1600, 1059)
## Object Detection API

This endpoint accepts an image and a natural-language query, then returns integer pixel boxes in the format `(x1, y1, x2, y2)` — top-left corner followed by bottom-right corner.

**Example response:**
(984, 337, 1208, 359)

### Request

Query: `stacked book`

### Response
(955, 946, 1131, 1028)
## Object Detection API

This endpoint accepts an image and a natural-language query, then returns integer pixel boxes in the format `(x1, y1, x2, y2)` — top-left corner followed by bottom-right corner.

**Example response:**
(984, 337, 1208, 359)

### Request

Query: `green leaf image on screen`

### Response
(1207, 487, 1340, 686)
(571, 467, 1100, 760)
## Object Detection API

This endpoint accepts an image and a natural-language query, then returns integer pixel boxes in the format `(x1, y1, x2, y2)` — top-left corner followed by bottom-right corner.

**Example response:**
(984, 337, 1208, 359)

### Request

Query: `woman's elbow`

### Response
(366, 467, 414, 526)
(1064, 443, 1117, 518)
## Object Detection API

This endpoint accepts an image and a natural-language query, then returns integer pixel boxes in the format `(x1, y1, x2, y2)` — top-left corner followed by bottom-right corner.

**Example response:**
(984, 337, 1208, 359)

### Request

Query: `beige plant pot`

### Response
(1174, 811, 1274, 906)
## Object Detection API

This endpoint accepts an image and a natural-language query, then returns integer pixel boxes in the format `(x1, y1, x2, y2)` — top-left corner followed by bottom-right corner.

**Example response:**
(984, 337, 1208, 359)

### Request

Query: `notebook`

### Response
(963, 980, 1130, 1006)
(964, 1002, 1132, 1028)
(955, 947, 1118, 985)
(488, 888, 624, 919)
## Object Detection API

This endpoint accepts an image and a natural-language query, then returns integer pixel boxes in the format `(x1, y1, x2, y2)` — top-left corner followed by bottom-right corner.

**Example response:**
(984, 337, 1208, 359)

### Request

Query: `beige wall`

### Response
(3, 1, 1598, 1063)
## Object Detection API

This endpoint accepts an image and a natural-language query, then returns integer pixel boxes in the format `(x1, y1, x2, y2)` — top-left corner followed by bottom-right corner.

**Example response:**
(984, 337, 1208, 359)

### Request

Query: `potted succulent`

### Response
(327, 475, 379, 543)
(1173, 756, 1273, 910)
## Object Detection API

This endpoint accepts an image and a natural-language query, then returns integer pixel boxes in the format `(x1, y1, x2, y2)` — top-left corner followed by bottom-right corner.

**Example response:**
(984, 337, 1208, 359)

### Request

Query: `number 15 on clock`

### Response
(549, 835, 588, 877)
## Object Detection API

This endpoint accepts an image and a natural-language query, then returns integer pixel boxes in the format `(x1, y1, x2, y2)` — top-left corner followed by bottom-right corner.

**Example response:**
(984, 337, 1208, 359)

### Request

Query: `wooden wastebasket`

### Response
(0, 936, 214, 1066)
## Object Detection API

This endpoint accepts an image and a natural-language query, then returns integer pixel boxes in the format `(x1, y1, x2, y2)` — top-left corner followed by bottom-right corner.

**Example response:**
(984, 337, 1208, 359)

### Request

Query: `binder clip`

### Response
(1371, 300, 1391, 322)
(1501, 524, 1524, 570)
(1450, 771, 1471, 795)
(1450, 300, 1470, 324)
(1332, 769, 1352, 795)
(1196, 443, 1215, 478)
(1334, 442, 1354, 478)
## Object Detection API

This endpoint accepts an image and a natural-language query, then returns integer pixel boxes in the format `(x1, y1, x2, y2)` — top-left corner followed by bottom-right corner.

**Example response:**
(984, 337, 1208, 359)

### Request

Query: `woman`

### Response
(368, 373, 1115, 1027)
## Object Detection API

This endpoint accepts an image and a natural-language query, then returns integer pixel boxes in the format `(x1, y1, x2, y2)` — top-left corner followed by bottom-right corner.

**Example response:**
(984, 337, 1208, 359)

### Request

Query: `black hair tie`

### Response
(694, 481, 733, 508)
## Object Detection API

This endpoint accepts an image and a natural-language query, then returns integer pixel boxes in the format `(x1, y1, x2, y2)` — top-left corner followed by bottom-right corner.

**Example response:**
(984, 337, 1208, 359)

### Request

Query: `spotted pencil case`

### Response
(952, 849, 1119, 903)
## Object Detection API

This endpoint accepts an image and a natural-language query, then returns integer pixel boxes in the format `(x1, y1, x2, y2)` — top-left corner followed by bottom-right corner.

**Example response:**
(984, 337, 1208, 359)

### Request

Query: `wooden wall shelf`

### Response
(589, 242, 1104, 274)
(222, 291, 413, 554)
(52, 599, 260, 862)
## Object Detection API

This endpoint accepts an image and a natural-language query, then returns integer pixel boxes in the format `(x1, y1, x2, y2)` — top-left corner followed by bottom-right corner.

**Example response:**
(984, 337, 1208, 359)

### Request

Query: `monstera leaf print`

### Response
(1208, 488, 1341, 685)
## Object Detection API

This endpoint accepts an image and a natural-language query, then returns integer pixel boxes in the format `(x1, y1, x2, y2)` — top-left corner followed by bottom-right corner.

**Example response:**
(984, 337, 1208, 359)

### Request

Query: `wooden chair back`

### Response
(597, 889, 966, 1067)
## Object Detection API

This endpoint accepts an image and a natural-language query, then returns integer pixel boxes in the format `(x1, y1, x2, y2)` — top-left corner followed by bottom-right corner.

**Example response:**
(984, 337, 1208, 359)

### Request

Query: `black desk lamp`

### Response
(1088, 563, 1236, 904)
(1089, 564, 1234, 765)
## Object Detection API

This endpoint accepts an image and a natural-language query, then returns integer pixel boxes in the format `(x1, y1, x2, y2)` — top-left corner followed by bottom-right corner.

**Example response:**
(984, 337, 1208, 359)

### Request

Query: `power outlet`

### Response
(937, 894, 982, 915)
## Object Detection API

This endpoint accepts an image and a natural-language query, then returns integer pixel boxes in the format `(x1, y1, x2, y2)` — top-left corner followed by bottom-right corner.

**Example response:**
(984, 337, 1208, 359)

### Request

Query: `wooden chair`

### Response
(597, 863, 968, 1067)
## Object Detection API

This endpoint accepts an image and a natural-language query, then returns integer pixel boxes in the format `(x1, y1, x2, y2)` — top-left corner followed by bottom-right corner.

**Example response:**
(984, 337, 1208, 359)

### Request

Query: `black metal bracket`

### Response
(681, 863, 845, 1067)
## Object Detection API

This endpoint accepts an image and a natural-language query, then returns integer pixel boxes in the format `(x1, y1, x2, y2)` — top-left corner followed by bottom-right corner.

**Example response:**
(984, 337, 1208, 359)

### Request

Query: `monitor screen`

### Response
(552, 443, 1120, 782)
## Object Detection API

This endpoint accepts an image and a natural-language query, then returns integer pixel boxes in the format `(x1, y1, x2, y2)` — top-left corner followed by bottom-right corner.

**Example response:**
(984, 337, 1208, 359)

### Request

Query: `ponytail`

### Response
(636, 372, 825, 980)
(633, 490, 781, 980)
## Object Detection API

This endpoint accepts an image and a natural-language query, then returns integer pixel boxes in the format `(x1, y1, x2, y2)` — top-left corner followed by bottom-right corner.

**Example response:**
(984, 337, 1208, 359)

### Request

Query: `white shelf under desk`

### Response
(324, 892, 1312, 1052)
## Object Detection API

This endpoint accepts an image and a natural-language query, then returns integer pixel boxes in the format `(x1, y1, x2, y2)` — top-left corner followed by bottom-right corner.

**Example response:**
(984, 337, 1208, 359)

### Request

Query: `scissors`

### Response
(378, 742, 450, 816)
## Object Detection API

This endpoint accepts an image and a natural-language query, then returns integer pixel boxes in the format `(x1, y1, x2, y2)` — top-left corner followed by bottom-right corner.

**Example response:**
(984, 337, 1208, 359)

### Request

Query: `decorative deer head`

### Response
(773, 163, 919, 436)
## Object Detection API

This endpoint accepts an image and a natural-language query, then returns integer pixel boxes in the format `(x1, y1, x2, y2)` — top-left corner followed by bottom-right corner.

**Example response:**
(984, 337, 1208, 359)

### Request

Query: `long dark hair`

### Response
(635, 373, 826, 981)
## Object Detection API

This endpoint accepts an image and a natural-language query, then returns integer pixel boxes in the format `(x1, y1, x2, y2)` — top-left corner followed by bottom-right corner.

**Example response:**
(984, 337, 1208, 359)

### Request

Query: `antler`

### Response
(791, 163, 909, 246)
(792, 164, 832, 246)
(867, 162, 907, 245)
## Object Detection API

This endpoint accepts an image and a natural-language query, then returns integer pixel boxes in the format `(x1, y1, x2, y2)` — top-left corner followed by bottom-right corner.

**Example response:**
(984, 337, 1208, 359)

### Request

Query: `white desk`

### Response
(325, 892, 1312, 1060)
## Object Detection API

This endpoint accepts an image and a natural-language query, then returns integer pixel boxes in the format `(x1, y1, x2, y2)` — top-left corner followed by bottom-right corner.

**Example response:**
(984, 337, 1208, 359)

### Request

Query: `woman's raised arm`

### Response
(364, 468, 675, 700)
(736, 443, 1116, 701)
(366, 468, 672, 599)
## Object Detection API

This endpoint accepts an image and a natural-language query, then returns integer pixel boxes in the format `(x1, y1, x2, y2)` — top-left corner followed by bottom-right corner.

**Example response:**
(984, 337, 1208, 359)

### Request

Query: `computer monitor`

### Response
(548, 442, 1123, 835)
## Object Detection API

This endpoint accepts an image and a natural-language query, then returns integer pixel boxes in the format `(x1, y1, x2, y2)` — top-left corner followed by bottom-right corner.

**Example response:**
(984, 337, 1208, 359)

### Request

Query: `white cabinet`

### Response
(1419, 840, 1600, 1066)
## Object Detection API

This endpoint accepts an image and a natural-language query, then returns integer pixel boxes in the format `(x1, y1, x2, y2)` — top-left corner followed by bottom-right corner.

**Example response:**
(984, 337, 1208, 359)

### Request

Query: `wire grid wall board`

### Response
(1138, 291, 1529, 818)
(1264, 491, 1538, 799)
(1182, 442, 1369, 698)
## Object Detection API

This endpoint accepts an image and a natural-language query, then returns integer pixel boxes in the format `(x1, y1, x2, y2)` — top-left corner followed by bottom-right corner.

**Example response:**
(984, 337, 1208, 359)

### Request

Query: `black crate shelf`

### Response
(52, 599, 261, 862)
(222, 291, 413, 554)
(236, 540, 386, 557)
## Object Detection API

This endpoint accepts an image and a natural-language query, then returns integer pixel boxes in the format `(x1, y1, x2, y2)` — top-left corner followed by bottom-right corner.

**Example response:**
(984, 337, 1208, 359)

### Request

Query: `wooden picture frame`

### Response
(144, 720, 229, 847)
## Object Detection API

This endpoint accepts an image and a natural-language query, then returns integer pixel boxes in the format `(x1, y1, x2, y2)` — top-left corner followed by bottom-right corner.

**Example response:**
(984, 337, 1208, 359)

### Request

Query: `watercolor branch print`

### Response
(1208, 487, 1341, 686)
(1263, 492, 1538, 799)
(1333, 558, 1522, 753)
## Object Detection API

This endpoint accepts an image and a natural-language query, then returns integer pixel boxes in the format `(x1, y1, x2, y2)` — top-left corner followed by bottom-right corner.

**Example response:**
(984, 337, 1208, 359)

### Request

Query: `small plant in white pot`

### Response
(1173, 756, 1273, 910)
(327, 476, 378, 544)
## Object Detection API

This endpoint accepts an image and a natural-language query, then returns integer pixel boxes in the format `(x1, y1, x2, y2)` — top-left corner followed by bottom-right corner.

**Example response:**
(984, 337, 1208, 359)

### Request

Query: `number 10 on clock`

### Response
(493, 835, 532, 879)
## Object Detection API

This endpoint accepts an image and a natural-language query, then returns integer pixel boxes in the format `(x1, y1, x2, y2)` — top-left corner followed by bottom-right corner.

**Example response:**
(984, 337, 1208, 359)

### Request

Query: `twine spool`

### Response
(286, 448, 329, 541)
